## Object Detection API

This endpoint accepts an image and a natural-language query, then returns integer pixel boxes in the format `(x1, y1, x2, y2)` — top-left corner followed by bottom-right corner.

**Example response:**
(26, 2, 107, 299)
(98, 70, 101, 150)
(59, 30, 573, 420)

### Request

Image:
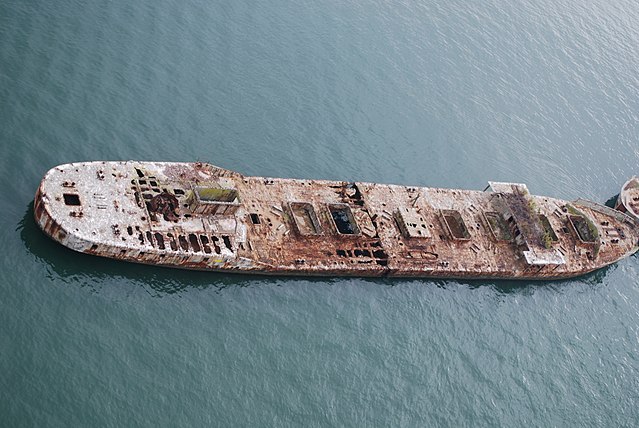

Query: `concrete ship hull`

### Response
(615, 176, 639, 222)
(34, 161, 639, 280)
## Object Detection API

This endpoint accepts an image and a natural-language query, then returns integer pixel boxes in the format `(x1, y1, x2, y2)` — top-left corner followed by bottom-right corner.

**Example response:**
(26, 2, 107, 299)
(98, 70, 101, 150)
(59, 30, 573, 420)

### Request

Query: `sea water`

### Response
(1, 0, 639, 425)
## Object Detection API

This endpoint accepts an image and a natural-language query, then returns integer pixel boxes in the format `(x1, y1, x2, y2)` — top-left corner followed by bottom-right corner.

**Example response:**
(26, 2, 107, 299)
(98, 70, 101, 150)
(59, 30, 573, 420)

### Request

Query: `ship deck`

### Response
(34, 161, 639, 279)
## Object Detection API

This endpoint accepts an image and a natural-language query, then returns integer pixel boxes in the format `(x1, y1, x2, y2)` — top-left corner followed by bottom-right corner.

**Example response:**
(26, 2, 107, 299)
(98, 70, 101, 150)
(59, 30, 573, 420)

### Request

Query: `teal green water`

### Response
(2, 0, 639, 426)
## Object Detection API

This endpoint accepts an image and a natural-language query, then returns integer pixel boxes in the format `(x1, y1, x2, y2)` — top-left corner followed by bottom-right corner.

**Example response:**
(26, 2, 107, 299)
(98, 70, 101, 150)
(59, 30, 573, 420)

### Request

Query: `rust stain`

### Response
(33, 161, 639, 279)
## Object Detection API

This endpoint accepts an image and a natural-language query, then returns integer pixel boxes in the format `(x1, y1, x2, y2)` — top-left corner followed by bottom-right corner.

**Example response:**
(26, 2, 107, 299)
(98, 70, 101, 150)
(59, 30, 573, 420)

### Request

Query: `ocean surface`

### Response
(2, 0, 639, 426)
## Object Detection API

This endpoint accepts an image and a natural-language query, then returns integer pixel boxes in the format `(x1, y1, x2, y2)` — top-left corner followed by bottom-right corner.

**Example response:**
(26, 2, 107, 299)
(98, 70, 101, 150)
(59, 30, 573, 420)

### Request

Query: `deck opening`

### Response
(148, 192, 179, 222)
(188, 234, 201, 252)
(63, 193, 81, 206)
(328, 204, 359, 235)
(200, 235, 212, 254)
(154, 233, 165, 250)
(372, 249, 388, 259)
(178, 235, 189, 251)
(353, 249, 371, 257)
(145, 231, 154, 247)
(372, 249, 389, 266)
(135, 168, 145, 178)
(212, 236, 222, 254)
(167, 233, 178, 251)
(441, 210, 471, 240)
(189, 187, 240, 215)
(198, 188, 238, 202)
(250, 213, 261, 224)
(538, 214, 558, 248)
(222, 236, 232, 250)
(484, 212, 512, 241)
(569, 215, 597, 243)
(289, 202, 321, 235)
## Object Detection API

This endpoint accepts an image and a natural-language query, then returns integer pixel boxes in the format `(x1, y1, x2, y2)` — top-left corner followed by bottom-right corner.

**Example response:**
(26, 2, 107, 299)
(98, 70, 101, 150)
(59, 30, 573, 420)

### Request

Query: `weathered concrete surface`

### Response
(34, 161, 639, 279)
(616, 176, 639, 221)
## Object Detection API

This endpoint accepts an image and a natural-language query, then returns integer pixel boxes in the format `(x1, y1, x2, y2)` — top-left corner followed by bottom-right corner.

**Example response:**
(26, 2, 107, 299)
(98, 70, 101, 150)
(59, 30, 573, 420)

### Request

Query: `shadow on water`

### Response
(19, 197, 623, 296)
(604, 194, 619, 209)
(475, 267, 614, 295)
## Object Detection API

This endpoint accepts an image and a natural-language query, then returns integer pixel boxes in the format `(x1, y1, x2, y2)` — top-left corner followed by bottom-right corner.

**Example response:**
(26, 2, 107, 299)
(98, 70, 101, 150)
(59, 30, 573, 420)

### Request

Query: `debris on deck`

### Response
(34, 161, 639, 279)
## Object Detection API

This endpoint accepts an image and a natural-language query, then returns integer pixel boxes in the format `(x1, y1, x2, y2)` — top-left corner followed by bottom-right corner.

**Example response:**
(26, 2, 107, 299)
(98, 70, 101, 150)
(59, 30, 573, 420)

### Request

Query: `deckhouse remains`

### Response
(34, 161, 639, 279)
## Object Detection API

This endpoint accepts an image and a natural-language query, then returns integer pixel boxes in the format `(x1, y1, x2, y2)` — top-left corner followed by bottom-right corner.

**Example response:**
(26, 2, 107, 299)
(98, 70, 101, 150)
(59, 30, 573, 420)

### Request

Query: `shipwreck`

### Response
(34, 161, 639, 279)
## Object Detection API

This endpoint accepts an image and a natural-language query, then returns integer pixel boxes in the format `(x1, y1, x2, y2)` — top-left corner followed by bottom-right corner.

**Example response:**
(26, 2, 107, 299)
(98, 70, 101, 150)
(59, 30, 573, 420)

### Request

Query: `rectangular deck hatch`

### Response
(568, 215, 597, 243)
(289, 202, 321, 235)
(441, 209, 470, 240)
(328, 204, 360, 235)
(197, 188, 238, 202)
(539, 214, 558, 247)
(484, 211, 512, 241)
(188, 186, 240, 216)
(63, 193, 81, 206)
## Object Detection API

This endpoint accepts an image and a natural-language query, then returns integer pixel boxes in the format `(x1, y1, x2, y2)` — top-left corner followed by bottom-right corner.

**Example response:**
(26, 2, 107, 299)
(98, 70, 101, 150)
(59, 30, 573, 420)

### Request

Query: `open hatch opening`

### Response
(250, 213, 261, 224)
(63, 193, 81, 206)
(328, 204, 359, 235)
(188, 186, 240, 216)
(197, 188, 238, 203)
(569, 215, 597, 243)
(289, 202, 321, 235)
(538, 214, 558, 247)
(441, 210, 470, 240)
(484, 212, 512, 241)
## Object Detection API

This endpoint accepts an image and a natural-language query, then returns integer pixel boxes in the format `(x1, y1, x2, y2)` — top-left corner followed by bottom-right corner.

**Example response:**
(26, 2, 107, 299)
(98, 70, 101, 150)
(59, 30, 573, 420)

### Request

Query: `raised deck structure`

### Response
(34, 161, 639, 279)
(615, 176, 639, 222)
